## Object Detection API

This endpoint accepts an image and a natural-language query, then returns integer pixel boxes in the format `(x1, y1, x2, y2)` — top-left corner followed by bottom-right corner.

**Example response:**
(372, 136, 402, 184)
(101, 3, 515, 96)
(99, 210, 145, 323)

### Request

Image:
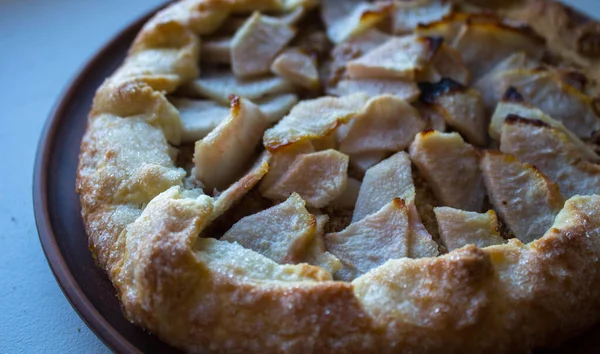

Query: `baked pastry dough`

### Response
(77, 0, 600, 352)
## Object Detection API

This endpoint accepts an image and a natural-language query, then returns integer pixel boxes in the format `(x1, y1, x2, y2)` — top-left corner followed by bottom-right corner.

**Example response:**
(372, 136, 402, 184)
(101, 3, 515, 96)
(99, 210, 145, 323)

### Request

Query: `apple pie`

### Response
(77, 0, 600, 352)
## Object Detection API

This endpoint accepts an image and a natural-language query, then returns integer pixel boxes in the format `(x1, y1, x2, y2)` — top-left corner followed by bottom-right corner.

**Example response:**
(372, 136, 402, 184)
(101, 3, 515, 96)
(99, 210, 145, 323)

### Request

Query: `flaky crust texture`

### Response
(76, 0, 600, 352)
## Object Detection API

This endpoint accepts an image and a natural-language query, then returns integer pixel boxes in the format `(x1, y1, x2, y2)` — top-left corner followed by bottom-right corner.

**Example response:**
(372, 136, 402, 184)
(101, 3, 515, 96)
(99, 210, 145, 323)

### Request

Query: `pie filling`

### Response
(153, 1, 600, 282)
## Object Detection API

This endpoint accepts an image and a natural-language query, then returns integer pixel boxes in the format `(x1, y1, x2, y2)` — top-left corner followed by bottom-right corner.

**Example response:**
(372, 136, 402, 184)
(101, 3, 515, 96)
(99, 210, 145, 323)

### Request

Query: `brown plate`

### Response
(32, 2, 181, 353)
(32, 1, 600, 353)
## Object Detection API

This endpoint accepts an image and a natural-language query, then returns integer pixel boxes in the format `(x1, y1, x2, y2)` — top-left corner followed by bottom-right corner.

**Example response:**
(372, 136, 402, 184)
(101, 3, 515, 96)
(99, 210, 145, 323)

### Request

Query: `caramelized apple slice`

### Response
(330, 78, 420, 101)
(451, 15, 545, 79)
(228, 0, 317, 12)
(353, 151, 415, 222)
(262, 149, 349, 208)
(194, 97, 269, 190)
(322, 29, 392, 89)
(182, 71, 295, 105)
(195, 238, 331, 282)
(422, 44, 470, 85)
(418, 78, 487, 146)
(413, 101, 446, 131)
(213, 153, 270, 220)
(260, 140, 314, 193)
(325, 198, 438, 281)
(172, 95, 297, 143)
(480, 151, 565, 243)
(339, 95, 427, 155)
(264, 93, 370, 150)
(391, 0, 453, 35)
(231, 12, 296, 77)
(170, 98, 229, 143)
(489, 89, 599, 162)
(254, 94, 298, 124)
(221, 193, 316, 264)
(346, 35, 439, 80)
(321, 0, 392, 43)
(500, 116, 600, 198)
(434, 207, 505, 251)
(491, 69, 600, 138)
(473, 52, 538, 110)
(409, 131, 485, 212)
(271, 48, 319, 90)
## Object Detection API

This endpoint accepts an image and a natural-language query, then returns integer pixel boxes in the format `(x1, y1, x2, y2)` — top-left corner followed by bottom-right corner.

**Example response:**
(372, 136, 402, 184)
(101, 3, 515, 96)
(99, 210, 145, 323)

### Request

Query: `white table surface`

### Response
(0, 1, 598, 353)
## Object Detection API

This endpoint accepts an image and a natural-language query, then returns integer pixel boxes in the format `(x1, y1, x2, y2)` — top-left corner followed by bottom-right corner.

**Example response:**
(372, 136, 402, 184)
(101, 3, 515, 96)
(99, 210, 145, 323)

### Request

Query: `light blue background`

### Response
(0, 1, 598, 352)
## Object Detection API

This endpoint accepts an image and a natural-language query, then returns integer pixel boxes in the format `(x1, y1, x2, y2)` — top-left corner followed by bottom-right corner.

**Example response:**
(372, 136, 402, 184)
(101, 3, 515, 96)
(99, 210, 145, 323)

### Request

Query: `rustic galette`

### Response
(77, 0, 600, 352)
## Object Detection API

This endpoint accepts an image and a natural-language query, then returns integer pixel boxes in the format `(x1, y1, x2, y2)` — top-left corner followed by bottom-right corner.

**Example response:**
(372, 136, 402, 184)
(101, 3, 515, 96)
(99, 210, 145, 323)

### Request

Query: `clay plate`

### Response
(32, 1, 600, 353)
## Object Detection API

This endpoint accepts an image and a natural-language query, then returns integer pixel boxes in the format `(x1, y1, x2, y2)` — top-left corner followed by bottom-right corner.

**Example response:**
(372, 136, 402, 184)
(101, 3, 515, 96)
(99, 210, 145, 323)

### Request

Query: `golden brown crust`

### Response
(77, 114, 185, 268)
(77, 0, 600, 352)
